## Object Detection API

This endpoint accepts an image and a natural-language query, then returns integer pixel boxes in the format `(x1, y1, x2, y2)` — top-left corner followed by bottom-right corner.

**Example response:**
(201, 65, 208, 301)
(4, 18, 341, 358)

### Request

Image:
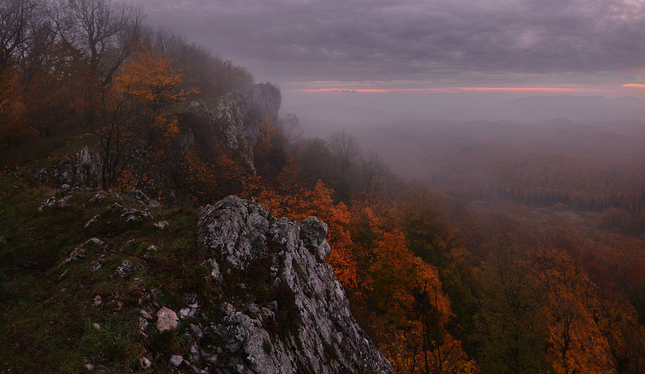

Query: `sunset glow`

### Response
(284, 86, 600, 93)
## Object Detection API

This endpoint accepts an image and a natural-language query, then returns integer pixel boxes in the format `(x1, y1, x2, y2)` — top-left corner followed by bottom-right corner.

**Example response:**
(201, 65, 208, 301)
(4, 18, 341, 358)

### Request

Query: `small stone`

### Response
(84, 237, 104, 247)
(0, 236, 6, 245)
(108, 202, 123, 212)
(89, 190, 107, 202)
(140, 357, 152, 368)
(83, 215, 101, 228)
(38, 196, 57, 212)
(185, 293, 198, 306)
(169, 355, 184, 367)
(84, 363, 94, 370)
(147, 245, 157, 251)
(190, 324, 204, 339)
(114, 260, 143, 278)
(92, 323, 101, 330)
(153, 220, 169, 229)
(190, 364, 208, 374)
(93, 295, 102, 306)
(139, 317, 149, 331)
(180, 308, 190, 319)
(140, 310, 153, 320)
(156, 306, 179, 332)
(58, 184, 71, 194)
(56, 269, 69, 282)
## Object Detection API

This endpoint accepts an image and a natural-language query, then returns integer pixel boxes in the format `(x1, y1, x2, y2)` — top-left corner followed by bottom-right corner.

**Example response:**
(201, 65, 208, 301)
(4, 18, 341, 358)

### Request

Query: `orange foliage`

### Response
(0, 66, 26, 148)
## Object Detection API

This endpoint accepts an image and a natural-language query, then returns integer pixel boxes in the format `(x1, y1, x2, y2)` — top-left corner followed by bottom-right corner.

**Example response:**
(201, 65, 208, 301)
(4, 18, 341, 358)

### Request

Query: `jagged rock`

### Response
(89, 191, 107, 202)
(157, 306, 179, 332)
(153, 220, 169, 229)
(57, 184, 71, 195)
(38, 197, 57, 212)
(197, 196, 394, 374)
(59, 238, 105, 268)
(107, 202, 153, 222)
(114, 260, 143, 278)
(107, 202, 123, 212)
(52, 146, 102, 188)
(84, 238, 104, 248)
(34, 168, 49, 184)
(121, 207, 153, 222)
(127, 189, 160, 207)
(84, 214, 100, 228)
(59, 247, 86, 266)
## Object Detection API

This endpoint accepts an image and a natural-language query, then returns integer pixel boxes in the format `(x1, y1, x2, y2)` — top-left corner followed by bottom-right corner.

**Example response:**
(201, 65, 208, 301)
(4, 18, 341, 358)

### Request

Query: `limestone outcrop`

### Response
(192, 196, 394, 373)
(183, 83, 282, 175)
(52, 146, 102, 188)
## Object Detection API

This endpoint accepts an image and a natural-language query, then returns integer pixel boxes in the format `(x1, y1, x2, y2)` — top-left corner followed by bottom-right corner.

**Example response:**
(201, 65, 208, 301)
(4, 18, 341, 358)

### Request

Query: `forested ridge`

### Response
(2, 0, 645, 373)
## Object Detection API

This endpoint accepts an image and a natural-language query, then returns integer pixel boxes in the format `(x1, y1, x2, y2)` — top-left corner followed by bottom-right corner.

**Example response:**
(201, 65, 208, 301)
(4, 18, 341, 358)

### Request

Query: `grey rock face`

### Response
(183, 83, 282, 176)
(196, 196, 393, 374)
(52, 146, 102, 188)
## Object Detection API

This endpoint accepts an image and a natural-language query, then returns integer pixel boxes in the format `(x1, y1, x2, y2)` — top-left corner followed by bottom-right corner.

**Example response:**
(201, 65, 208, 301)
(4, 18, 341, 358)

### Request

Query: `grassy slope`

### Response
(0, 166, 213, 373)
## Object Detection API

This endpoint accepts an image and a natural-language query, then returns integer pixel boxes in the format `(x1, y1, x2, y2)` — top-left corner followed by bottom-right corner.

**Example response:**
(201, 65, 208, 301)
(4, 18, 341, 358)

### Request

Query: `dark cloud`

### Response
(131, 0, 645, 85)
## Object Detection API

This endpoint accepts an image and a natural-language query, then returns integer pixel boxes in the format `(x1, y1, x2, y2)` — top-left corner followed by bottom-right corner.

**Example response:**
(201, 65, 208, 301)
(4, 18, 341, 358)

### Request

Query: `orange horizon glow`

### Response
(283, 86, 603, 93)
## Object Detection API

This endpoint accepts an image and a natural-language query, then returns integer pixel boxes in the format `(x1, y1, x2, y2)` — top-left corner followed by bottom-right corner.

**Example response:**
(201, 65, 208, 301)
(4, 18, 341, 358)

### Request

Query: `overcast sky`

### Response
(129, 0, 645, 100)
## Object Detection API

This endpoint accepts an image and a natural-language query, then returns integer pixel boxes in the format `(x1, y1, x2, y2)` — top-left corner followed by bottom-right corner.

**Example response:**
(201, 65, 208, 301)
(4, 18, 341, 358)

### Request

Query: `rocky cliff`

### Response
(183, 83, 282, 175)
(188, 196, 394, 373)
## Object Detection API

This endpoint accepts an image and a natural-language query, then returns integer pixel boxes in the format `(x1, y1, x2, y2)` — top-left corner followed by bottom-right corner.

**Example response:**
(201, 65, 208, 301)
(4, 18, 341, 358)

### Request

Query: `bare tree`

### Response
(50, 0, 144, 84)
(327, 128, 360, 174)
(362, 151, 390, 197)
(0, 0, 41, 68)
(276, 113, 303, 144)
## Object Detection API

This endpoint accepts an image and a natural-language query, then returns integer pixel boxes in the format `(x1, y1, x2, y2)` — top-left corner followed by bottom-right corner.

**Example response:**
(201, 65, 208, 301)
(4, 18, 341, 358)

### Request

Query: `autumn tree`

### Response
(0, 0, 43, 148)
(82, 42, 193, 189)
(476, 233, 551, 374)
(399, 183, 480, 356)
(346, 202, 476, 373)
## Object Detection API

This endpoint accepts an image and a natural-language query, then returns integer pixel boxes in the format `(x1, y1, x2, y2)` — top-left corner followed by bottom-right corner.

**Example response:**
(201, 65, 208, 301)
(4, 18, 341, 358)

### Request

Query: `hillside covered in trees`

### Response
(3, 0, 645, 373)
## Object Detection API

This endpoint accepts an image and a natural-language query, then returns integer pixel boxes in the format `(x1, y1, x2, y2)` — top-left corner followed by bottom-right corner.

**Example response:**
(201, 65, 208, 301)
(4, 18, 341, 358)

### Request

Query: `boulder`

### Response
(157, 306, 179, 333)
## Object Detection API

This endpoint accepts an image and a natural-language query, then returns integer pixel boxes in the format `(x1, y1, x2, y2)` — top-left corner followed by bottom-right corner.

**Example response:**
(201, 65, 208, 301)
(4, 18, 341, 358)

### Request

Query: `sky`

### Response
(128, 0, 645, 109)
